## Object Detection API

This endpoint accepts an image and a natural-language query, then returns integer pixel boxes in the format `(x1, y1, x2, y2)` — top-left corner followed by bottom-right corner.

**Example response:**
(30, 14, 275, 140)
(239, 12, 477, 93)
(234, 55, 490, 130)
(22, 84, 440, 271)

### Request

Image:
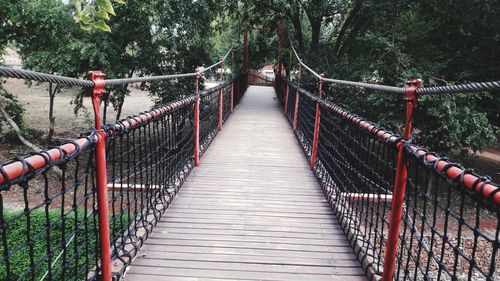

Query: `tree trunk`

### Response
(115, 69, 134, 121)
(115, 94, 124, 122)
(333, 0, 363, 57)
(310, 17, 322, 51)
(290, 11, 304, 52)
(1, 106, 40, 151)
(46, 83, 59, 145)
(103, 94, 109, 124)
(1, 105, 64, 177)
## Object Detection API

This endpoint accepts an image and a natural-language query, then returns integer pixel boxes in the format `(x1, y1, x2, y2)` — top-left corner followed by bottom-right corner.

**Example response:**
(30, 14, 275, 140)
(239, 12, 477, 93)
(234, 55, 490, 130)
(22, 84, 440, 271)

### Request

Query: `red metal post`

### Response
(310, 74, 324, 170)
(194, 73, 200, 166)
(292, 63, 302, 130)
(88, 71, 112, 281)
(284, 83, 289, 113)
(382, 79, 422, 281)
(218, 60, 224, 130)
(293, 91, 299, 130)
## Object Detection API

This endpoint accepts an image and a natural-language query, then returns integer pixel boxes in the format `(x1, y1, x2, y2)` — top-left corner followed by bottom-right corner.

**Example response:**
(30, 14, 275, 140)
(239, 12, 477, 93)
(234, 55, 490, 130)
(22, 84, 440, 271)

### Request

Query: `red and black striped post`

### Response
(88, 71, 112, 281)
(382, 79, 422, 281)
(194, 73, 201, 166)
(310, 74, 324, 170)
(292, 63, 302, 131)
(218, 60, 224, 130)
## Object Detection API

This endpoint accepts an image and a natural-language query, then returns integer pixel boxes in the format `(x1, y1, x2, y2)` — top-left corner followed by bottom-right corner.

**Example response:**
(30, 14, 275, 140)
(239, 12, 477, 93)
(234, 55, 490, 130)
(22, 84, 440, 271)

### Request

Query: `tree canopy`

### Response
(213, 0, 499, 155)
(1, 0, 499, 155)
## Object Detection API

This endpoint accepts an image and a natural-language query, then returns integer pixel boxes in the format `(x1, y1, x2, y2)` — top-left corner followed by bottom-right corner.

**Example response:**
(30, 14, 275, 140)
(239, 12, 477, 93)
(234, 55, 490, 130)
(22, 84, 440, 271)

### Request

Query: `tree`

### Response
(0, 0, 30, 147)
(215, 0, 499, 154)
(13, 0, 93, 144)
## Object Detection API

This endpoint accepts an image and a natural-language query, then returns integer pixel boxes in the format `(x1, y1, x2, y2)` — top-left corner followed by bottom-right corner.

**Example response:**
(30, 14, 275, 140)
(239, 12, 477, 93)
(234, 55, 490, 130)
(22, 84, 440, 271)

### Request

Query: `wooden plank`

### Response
(154, 222, 342, 234)
(136, 251, 359, 267)
(126, 267, 365, 281)
(157, 217, 341, 229)
(126, 269, 366, 281)
(142, 238, 353, 253)
(123, 86, 366, 280)
(163, 208, 335, 218)
(151, 226, 346, 239)
(130, 259, 365, 275)
(167, 205, 335, 215)
(138, 245, 359, 260)
(146, 233, 348, 246)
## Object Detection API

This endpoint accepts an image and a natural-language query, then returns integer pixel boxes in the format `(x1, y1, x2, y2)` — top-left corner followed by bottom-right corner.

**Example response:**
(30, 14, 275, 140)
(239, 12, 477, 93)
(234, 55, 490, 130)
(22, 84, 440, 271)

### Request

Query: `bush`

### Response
(0, 209, 99, 280)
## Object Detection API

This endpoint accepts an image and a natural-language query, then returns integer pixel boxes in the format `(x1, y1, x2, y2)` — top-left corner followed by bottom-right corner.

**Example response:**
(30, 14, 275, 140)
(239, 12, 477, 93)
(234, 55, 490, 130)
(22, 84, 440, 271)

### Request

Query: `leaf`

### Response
(72, 0, 82, 12)
(78, 15, 92, 24)
(113, 0, 125, 4)
(94, 20, 111, 32)
(95, 9, 110, 21)
(79, 22, 92, 31)
(96, 0, 115, 16)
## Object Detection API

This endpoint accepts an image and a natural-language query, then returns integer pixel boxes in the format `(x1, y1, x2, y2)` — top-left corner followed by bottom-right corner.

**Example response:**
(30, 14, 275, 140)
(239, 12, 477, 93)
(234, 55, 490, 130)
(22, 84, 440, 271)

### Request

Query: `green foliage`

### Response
(10, 0, 218, 120)
(0, 84, 26, 135)
(0, 208, 131, 280)
(73, 0, 125, 32)
(0, 209, 99, 280)
(4, 0, 498, 154)
(272, 0, 499, 154)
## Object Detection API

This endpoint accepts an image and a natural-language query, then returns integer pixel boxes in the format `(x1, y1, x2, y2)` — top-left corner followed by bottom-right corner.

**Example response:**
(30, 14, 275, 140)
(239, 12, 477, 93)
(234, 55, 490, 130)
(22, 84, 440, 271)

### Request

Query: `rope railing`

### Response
(0, 45, 248, 280)
(275, 73, 500, 281)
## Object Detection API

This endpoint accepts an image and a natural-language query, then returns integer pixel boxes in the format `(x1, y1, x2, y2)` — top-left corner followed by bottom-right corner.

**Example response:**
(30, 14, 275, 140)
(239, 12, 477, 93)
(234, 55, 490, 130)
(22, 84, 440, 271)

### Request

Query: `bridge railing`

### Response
(0, 62, 247, 280)
(275, 73, 499, 281)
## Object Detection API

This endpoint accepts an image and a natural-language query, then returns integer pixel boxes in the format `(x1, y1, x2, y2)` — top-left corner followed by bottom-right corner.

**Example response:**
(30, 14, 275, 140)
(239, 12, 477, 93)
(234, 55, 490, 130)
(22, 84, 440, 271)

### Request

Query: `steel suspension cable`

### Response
(287, 35, 500, 95)
(0, 45, 236, 87)
(0, 66, 94, 88)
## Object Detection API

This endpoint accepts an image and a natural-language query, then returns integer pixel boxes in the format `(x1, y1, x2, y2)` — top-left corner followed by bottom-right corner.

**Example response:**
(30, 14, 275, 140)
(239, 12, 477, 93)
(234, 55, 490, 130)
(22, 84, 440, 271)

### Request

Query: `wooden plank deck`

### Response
(124, 86, 366, 281)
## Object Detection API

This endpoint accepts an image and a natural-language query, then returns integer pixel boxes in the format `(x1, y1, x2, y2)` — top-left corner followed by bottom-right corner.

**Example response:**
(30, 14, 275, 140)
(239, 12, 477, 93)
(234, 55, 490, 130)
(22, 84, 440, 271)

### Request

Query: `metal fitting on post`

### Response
(88, 71, 106, 130)
(404, 79, 422, 105)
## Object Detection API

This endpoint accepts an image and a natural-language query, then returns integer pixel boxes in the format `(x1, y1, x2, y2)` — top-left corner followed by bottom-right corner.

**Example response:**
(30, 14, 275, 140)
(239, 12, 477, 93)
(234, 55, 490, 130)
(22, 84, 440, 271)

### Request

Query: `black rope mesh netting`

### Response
(294, 87, 317, 159)
(222, 82, 233, 124)
(276, 74, 499, 281)
(284, 83, 297, 124)
(0, 74, 248, 280)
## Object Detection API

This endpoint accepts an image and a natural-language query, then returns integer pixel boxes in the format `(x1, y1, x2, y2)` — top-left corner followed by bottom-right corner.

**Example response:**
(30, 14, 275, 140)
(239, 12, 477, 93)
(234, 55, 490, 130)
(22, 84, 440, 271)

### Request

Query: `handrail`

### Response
(285, 76, 500, 204)
(0, 72, 249, 281)
(275, 74, 500, 281)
